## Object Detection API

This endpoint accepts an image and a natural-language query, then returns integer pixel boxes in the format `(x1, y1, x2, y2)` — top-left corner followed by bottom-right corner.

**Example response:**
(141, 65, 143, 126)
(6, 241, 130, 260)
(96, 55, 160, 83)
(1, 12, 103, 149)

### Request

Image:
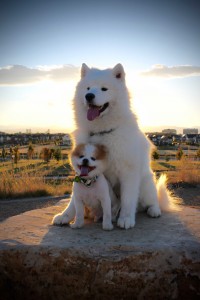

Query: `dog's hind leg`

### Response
(52, 195, 76, 225)
(139, 173, 161, 217)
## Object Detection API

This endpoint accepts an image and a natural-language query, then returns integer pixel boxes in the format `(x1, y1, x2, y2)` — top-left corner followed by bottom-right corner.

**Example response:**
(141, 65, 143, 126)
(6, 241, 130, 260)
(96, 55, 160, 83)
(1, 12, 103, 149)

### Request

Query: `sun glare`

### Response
(126, 72, 189, 131)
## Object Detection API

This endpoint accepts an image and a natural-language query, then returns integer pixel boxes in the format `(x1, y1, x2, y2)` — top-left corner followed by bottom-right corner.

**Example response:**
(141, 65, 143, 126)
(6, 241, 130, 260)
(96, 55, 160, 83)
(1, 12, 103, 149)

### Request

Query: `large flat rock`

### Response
(0, 198, 200, 299)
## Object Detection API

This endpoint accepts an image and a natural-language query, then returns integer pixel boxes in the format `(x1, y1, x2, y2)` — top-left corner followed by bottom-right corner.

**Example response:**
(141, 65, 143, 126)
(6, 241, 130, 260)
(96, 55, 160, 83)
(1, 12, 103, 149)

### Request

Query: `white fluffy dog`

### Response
(53, 143, 119, 230)
(53, 63, 170, 230)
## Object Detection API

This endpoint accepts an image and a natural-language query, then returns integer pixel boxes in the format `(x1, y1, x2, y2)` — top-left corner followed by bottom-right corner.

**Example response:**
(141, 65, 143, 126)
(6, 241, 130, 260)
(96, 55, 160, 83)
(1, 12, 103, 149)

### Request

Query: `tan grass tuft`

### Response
(175, 157, 200, 185)
(0, 170, 72, 200)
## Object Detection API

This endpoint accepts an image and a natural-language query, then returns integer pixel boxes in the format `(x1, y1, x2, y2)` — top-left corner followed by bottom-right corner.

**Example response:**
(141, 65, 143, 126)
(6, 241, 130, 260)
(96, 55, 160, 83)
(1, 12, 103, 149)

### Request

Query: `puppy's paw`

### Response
(70, 220, 84, 229)
(52, 214, 70, 226)
(117, 216, 135, 229)
(147, 205, 161, 218)
(103, 222, 113, 231)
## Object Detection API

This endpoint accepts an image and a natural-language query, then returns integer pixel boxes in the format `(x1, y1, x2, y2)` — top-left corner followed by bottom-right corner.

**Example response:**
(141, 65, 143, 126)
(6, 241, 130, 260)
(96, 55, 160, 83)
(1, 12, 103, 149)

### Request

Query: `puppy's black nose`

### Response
(85, 93, 95, 104)
(82, 158, 89, 166)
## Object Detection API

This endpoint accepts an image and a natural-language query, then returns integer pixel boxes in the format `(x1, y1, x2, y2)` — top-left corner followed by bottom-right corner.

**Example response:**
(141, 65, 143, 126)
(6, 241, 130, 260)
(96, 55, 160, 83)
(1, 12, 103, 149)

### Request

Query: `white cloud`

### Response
(0, 64, 79, 86)
(140, 64, 200, 79)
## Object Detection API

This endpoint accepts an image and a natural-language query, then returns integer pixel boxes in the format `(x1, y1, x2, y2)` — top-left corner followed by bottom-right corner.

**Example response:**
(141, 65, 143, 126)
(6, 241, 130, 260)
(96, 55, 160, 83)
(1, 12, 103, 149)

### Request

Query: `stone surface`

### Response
(0, 198, 200, 299)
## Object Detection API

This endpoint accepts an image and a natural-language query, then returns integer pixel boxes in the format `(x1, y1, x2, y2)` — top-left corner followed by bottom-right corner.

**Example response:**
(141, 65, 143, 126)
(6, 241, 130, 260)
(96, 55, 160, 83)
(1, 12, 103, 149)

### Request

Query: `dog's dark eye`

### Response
(91, 157, 96, 161)
(79, 155, 84, 159)
(87, 87, 90, 90)
(101, 87, 108, 91)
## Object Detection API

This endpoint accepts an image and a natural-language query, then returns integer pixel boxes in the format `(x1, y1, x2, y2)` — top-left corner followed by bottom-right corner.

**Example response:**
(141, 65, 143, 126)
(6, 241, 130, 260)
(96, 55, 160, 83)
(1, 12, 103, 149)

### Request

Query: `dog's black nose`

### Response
(85, 93, 95, 103)
(82, 158, 89, 166)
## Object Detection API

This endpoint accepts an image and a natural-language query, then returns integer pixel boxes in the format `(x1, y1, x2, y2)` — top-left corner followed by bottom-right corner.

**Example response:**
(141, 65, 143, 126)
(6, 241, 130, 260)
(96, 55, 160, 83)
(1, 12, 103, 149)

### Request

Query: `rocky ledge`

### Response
(0, 199, 200, 299)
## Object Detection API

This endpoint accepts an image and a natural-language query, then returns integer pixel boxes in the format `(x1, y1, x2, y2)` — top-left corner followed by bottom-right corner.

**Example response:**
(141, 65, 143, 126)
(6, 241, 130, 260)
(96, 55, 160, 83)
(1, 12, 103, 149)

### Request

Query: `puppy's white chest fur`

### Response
(71, 173, 114, 230)
(73, 174, 109, 208)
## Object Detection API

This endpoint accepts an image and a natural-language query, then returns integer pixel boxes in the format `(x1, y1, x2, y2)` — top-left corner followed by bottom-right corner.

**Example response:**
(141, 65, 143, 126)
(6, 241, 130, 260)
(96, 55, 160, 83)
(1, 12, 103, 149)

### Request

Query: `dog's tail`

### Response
(157, 174, 180, 211)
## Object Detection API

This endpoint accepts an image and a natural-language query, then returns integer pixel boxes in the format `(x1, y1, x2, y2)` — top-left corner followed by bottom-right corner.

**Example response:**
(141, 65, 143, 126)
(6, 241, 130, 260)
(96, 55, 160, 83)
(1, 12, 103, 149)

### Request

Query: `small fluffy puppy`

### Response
(53, 143, 119, 230)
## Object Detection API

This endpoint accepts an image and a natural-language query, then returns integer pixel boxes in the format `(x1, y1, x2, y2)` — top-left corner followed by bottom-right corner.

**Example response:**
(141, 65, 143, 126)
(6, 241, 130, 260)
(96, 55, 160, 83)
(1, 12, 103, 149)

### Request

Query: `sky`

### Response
(0, 0, 200, 134)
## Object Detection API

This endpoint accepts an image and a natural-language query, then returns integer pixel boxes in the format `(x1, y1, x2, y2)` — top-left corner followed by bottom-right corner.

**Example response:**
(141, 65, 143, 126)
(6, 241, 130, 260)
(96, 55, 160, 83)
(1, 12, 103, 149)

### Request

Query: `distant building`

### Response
(172, 134, 182, 144)
(62, 134, 72, 146)
(183, 128, 198, 134)
(162, 129, 177, 134)
(182, 134, 198, 144)
(0, 132, 71, 146)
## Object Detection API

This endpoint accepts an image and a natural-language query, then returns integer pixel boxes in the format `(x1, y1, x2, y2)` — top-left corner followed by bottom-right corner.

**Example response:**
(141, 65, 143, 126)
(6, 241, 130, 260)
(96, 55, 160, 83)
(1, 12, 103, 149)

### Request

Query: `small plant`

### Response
(40, 147, 51, 163)
(176, 148, 184, 160)
(27, 143, 34, 160)
(165, 155, 170, 162)
(54, 148, 62, 162)
(13, 146, 20, 165)
(1, 148, 6, 161)
(152, 150, 159, 160)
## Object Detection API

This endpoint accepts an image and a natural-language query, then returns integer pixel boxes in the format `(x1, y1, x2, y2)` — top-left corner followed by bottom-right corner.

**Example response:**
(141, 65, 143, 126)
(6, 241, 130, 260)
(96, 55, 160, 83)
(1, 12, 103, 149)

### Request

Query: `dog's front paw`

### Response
(147, 205, 161, 218)
(70, 221, 84, 229)
(52, 213, 70, 226)
(117, 216, 135, 229)
(103, 222, 113, 231)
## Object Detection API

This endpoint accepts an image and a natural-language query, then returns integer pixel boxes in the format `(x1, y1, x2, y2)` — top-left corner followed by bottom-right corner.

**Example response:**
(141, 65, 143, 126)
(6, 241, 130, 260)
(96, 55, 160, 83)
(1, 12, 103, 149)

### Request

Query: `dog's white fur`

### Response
(53, 63, 171, 230)
(53, 143, 119, 230)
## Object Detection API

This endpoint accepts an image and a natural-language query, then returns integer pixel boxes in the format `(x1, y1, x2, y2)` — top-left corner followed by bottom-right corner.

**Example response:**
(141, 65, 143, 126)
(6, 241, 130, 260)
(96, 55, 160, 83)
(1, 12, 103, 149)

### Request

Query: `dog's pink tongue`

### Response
(80, 166, 89, 176)
(87, 107, 100, 121)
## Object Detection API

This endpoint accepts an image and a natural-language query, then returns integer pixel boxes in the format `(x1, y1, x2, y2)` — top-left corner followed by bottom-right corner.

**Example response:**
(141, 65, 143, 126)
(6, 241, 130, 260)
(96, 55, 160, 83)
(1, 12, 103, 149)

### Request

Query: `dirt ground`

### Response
(171, 185, 200, 208)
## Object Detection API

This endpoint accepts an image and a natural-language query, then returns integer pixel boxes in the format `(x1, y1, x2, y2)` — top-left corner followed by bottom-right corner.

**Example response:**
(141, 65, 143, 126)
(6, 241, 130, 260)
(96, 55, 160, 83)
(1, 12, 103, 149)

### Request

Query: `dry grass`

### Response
(173, 157, 200, 184)
(0, 170, 72, 200)
(152, 159, 200, 185)
(0, 155, 199, 200)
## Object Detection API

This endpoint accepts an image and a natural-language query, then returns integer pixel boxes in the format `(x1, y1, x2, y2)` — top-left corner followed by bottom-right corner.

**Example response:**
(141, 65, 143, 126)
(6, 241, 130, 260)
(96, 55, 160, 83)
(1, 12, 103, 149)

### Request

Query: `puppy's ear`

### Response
(95, 144, 108, 160)
(112, 63, 125, 80)
(71, 144, 85, 158)
(81, 63, 90, 78)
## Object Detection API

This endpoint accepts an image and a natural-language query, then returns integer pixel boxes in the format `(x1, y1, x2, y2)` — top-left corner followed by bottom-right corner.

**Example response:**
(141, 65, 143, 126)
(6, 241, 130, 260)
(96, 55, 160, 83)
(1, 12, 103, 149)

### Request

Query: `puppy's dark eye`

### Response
(87, 87, 90, 90)
(79, 155, 84, 159)
(101, 87, 108, 91)
(91, 157, 96, 161)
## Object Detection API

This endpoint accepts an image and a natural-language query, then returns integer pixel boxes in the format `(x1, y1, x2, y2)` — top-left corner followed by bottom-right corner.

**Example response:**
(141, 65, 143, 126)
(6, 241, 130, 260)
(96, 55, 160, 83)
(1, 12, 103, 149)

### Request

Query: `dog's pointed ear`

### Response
(113, 63, 125, 79)
(81, 63, 90, 78)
